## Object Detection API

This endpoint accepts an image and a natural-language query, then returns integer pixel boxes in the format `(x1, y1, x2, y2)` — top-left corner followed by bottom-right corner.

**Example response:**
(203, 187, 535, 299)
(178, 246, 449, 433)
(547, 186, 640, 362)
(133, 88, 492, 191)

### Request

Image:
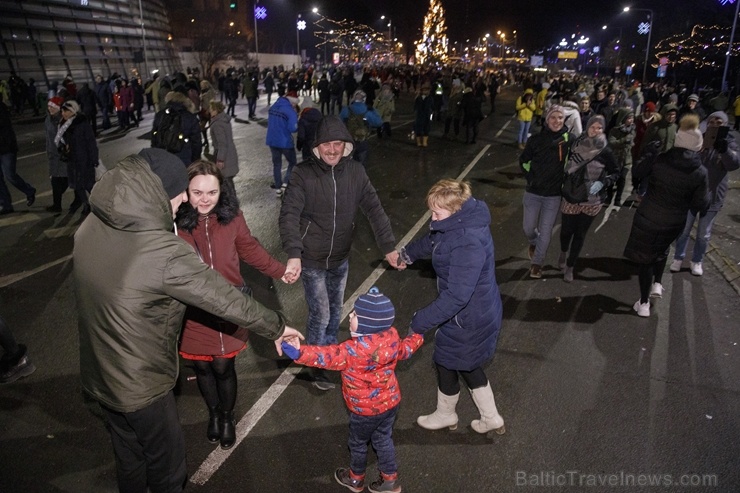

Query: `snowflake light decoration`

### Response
(638, 22, 651, 35)
(254, 6, 266, 20)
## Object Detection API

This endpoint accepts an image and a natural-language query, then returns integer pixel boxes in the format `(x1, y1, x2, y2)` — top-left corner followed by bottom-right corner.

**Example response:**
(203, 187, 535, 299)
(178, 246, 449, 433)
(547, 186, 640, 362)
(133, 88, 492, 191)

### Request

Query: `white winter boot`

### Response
(417, 390, 459, 430)
(470, 383, 506, 435)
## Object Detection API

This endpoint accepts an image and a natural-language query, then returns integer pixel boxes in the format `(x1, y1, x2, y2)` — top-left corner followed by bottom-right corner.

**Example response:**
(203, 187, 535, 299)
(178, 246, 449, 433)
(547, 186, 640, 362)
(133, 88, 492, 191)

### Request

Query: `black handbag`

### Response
(562, 164, 589, 204)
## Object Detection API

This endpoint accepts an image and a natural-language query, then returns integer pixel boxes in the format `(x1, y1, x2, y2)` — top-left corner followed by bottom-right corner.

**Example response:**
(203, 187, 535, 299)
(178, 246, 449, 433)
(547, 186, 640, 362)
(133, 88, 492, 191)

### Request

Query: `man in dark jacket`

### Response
(519, 105, 571, 278)
(279, 116, 402, 390)
(75, 148, 302, 493)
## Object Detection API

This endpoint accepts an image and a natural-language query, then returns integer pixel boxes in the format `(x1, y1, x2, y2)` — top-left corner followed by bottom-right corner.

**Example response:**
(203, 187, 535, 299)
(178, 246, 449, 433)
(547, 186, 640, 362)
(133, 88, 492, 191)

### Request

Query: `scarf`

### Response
(54, 117, 74, 147)
(566, 133, 607, 174)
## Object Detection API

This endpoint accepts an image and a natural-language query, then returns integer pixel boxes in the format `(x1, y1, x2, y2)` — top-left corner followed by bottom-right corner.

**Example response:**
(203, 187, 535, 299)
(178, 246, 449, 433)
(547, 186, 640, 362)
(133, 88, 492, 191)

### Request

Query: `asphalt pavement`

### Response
(1, 86, 739, 493)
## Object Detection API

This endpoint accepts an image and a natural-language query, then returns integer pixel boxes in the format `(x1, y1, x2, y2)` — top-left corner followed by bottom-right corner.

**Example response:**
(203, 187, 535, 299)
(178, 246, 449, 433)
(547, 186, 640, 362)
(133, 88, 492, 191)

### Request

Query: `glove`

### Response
(281, 341, 300, 360)
(715, 138, 729, 154)
(589, 181, 604, 195)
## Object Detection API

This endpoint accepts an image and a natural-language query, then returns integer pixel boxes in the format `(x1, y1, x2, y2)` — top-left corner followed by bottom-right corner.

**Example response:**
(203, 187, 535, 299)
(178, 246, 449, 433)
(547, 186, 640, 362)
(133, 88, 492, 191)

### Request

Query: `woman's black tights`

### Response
(193, 357, 237, 412)
(436, 363, 488, 396)
(560, 213, 596, 268)
(638, 257, 668, 303)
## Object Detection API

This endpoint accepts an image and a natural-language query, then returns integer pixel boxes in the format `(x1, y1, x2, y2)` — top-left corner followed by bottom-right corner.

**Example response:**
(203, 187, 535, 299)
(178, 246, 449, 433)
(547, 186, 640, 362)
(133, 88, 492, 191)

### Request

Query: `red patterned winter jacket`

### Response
(295, 328, 423, 416)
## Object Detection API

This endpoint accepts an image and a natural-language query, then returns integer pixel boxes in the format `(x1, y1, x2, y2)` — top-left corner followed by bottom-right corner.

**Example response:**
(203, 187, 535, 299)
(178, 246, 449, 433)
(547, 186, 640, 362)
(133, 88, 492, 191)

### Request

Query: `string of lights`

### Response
(653, 24, 740, 68)
(415, 0, 449, 64)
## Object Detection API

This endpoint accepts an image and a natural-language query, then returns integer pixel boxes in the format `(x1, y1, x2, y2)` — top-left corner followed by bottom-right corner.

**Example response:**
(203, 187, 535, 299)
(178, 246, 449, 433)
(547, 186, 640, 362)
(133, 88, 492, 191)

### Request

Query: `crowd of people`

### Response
(2, 60, 739, 493)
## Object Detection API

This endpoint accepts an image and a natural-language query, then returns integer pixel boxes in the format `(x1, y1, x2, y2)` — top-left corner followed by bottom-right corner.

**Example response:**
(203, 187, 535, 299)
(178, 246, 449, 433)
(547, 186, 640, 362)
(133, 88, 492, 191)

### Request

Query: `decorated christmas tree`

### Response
(415, 0, 448, 65)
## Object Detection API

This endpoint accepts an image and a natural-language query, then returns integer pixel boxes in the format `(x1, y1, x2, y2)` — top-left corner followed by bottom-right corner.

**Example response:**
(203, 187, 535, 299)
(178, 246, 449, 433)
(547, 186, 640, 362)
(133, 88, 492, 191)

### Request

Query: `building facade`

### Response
(0, 0, 181, 95)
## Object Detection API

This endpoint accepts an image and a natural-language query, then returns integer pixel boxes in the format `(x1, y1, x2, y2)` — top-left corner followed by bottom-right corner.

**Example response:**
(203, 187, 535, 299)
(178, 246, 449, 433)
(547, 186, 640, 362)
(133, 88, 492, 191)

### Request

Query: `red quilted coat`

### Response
(295, 328, 423, 416)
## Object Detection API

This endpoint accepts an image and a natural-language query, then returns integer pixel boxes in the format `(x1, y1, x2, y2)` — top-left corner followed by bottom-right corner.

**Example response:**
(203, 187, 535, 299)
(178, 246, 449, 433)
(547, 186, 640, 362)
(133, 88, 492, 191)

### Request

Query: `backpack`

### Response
(347, 109, 370, 142)
(152, 107, 186, 153)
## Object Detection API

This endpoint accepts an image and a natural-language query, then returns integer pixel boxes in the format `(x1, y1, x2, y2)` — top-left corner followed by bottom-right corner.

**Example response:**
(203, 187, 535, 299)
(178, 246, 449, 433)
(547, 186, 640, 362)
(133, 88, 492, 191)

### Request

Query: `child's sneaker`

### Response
(335, 468, 364, 493)
(368, 478, 401, 493)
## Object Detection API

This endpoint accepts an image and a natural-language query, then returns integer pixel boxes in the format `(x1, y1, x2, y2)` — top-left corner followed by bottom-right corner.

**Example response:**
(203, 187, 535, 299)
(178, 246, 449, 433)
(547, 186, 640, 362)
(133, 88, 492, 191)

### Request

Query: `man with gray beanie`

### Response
(74, 148, 303, 493)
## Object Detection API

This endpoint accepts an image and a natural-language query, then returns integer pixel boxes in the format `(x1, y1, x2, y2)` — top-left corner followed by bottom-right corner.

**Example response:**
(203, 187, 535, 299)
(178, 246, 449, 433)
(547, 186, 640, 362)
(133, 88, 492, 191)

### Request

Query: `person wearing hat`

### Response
(624, 114, 710, 316)
(55, 99, 98, 215)
(396, 179, 506, 438)
(44, 96, 68, 213)
(339, 89, 383, 163)
(670, 111, 740, 276)
(74, 147, 303, 492)
(520, 104, 571, 278)
(679, 93, 706, 123)
(559, 115, 620, 282)
(282, 287, 423, 493)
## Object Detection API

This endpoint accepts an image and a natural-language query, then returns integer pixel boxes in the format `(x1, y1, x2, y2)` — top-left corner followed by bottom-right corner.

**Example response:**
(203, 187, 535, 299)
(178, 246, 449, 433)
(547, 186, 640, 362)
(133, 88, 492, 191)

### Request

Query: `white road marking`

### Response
(0, 254, 73, 288)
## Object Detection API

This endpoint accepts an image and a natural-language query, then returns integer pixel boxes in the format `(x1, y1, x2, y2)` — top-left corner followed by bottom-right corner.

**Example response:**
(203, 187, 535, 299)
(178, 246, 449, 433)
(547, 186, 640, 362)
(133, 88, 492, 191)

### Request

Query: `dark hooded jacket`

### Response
(624, 146, 709, 264)
(519, 124, 571, 196)
(641, 103, 677, 153)
(402, 197, 502, 371)
(152, 91, 202, 166)
(75, 152, 284, 413)
(608, 109, 636, 167)
(279, 116, 396, 270)
(60, 113, 98, 190)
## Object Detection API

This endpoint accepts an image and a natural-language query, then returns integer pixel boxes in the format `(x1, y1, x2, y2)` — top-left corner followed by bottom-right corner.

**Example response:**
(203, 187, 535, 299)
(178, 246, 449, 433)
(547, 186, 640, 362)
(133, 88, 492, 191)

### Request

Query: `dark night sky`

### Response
(262, 0, 736, 53)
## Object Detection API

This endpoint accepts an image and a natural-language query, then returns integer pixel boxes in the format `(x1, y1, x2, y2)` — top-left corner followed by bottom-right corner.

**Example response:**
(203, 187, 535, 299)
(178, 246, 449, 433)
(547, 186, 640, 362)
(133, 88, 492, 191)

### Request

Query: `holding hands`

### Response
(281, 341, 301, 360)
(275, 326, 304, 356)
(385, 250, 407, 270)
(281, 258, 302, 284)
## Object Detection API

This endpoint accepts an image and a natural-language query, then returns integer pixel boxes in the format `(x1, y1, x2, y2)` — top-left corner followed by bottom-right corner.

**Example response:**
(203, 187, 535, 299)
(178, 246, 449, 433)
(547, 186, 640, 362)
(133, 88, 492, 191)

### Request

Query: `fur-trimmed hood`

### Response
(175, 177, 241, 231)
(164, 90, 197, 114)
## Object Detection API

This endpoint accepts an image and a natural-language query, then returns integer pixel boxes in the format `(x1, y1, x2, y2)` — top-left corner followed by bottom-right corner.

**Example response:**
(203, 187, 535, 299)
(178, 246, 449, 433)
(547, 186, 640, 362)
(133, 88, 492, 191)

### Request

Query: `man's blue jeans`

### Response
(674, 210, 718, 263)
(522, 192, 561, 266)
(270, 146, 297, 189)
(0, 152, 36, 210)
(301, 260, 349, 346)
(348, 406, 398, 476)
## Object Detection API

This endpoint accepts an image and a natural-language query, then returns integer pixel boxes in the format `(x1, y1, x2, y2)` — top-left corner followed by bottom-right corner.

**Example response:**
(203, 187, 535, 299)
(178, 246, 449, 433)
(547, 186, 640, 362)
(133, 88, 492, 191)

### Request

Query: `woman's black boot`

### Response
(207, 406, 220, 443)
(219, 410, 236, 449)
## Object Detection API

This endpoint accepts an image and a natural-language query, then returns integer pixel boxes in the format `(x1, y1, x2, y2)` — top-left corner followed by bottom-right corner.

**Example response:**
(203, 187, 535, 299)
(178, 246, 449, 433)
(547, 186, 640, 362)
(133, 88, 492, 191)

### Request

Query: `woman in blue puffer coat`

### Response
(399, 179, 506, 436)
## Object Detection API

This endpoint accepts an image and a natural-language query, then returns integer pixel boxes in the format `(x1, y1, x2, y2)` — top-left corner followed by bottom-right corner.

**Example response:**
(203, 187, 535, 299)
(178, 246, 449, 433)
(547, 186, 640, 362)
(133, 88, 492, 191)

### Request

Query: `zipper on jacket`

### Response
(301, 221, 311, 240)
(326, 167, 337, 269)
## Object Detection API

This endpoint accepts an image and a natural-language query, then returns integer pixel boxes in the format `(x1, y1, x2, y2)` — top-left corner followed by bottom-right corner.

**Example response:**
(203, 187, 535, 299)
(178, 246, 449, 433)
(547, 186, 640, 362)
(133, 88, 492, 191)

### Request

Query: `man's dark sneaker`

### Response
(311, 368, 335, 391)
(529, 264, 542, 279)
(0, 345, 36, 384)
(27, 191, 36, 207)
(335, 468, 364, 493)
(369, 477, 401, 493)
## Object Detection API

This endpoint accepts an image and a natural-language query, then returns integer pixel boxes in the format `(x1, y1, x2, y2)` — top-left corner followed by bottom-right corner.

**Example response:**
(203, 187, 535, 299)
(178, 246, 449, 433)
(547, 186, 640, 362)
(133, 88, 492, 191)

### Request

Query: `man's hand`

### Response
(385, 251, 406, 270)
(275, 326, 304, 356)
(281, 258, 302, 284)
(216, 160, 225, 170)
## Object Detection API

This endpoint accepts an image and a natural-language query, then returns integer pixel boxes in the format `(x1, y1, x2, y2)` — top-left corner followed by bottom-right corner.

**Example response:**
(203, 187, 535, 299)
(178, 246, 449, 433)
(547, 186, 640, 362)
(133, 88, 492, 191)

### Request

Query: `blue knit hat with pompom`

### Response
(353, 287, 395, 335)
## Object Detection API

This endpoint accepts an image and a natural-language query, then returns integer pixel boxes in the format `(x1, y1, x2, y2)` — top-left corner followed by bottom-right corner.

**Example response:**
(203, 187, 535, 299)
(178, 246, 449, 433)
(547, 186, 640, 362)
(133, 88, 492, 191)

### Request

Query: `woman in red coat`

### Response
(176, 160, 291, 449)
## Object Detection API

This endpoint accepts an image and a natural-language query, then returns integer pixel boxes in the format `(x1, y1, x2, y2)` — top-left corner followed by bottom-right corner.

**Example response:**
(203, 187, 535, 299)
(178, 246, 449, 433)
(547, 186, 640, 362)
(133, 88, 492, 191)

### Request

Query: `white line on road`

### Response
(17, 151, 46, 161)
(0, 254, 73, 288)
(189, 144, 493, 485)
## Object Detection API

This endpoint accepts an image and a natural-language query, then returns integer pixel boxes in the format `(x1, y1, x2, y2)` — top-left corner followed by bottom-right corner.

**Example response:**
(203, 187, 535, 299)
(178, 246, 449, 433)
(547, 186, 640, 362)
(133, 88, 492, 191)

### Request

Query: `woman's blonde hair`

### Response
(209, 100, 225, 114)
(426, 179, 472, 214)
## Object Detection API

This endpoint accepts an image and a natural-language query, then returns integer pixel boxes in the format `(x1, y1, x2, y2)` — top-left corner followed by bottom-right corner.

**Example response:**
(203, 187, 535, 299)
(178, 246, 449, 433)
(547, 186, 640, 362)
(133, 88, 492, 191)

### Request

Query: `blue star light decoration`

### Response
(254, 6, 267, 19)
(638, 22, 651, 35)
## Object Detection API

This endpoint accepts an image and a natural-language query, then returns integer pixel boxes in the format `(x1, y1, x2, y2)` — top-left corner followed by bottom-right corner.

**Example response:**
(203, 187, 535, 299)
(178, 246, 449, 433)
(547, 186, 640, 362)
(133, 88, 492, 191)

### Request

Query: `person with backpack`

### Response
(151, 91, 202, 166)
(339, 90, 382, 166)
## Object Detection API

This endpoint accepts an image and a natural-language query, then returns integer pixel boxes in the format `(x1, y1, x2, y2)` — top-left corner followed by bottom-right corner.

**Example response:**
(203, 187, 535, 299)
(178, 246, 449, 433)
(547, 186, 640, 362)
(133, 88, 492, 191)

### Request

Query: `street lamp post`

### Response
(721, 0, 740, 92)
(624, 6, 655, 84)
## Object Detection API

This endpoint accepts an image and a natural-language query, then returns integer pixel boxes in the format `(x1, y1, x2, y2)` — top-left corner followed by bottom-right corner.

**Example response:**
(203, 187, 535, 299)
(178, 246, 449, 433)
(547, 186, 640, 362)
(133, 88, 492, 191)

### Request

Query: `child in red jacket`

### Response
(282, 287, 423, 493)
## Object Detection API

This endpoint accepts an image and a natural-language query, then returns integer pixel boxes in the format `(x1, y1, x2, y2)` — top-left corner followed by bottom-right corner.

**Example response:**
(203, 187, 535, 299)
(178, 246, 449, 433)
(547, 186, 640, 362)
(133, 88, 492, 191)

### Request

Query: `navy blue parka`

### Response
(403, 197, 502, 371)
